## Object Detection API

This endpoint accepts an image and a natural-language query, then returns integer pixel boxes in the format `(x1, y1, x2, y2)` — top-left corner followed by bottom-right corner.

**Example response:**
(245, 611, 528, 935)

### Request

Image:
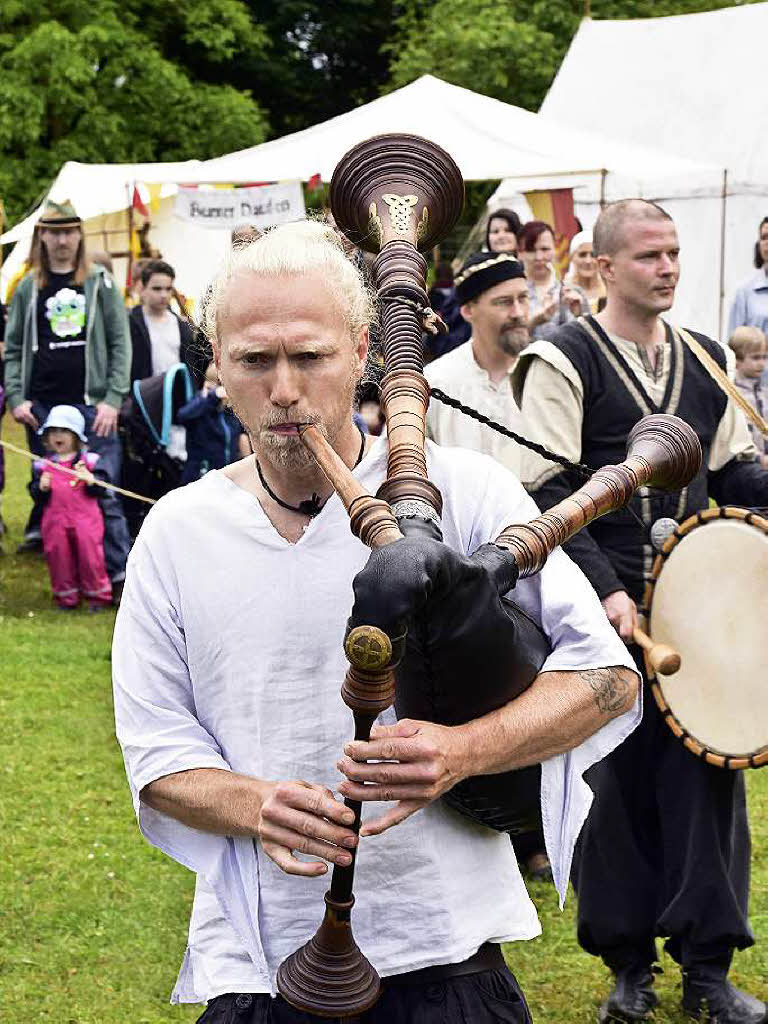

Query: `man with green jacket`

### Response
(4, 200, 132, 588)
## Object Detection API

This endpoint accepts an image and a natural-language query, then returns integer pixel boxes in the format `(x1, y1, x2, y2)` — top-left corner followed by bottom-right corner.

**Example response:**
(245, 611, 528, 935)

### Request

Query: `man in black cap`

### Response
(4, 199, 132, 596)
(425, 251, 530, 477)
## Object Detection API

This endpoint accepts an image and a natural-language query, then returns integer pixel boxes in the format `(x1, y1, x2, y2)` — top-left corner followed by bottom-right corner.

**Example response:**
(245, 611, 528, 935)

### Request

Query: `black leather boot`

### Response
(683, 966, 767, 1023)
(598, 965, 659, 1022)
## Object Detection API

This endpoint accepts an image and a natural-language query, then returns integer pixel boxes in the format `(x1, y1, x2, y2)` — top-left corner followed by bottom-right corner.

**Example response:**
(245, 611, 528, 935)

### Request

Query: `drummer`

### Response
(514, 199, 768, 1024)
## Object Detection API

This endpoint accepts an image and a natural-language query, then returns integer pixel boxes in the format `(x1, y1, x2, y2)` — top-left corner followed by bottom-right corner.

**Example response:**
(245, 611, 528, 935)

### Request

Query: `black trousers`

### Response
(196, 966, 532, 1024)
(573, 664, 753, 973)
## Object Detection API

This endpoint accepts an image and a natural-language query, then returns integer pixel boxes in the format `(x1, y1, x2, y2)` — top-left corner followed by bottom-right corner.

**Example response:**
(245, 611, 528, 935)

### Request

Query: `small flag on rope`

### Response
(132, 185, 149, 218)
(147, 183, 162, 214)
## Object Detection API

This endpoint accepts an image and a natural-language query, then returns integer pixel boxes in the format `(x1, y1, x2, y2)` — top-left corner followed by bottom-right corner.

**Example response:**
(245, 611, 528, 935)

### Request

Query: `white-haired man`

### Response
(113, 220, 640, 1023)
(515, 199, 768, 1024)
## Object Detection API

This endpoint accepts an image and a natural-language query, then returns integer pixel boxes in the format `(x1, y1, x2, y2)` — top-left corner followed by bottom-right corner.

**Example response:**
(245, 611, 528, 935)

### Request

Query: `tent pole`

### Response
(718, 168, 727, 339)
(127, 182, 135, 295)
(599, 169, 607, 209)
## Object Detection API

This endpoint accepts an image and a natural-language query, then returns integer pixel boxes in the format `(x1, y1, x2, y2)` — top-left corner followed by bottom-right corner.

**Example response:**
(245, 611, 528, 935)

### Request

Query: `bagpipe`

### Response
(276, 134, 702, 1017)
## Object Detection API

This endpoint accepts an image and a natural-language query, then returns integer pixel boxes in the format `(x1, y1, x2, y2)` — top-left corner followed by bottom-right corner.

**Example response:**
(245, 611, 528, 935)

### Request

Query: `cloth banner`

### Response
(523, 188, 579, 275)
(175, 182, 305, 230)
(146, 183, 163, 214)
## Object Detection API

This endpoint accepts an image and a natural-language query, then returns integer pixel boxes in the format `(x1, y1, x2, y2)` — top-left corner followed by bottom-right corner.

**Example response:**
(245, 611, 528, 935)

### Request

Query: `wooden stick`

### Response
(495, 414, 702, 577)
(299, 425, 402, 549)
(1, 438, 156, 505)
(633, 626, 681, 676)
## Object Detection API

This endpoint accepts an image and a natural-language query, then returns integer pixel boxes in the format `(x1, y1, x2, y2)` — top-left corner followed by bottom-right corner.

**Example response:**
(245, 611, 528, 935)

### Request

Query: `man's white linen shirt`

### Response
(113, 436, 640, 1005)
(424, 340, 526, 476)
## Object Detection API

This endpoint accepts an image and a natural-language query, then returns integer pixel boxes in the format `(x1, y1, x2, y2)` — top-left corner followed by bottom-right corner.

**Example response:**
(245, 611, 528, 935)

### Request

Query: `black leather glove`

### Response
(349, 515, 520, 639)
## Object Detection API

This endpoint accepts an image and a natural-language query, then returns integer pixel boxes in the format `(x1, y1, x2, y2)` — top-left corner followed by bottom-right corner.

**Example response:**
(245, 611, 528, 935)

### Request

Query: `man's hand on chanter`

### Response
(257, 779, 358, 877)
(337, 719, 470, 837)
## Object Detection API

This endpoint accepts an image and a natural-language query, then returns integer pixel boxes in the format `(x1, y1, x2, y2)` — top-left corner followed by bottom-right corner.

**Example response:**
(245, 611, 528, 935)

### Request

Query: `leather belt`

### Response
(381, 942, 505, 987)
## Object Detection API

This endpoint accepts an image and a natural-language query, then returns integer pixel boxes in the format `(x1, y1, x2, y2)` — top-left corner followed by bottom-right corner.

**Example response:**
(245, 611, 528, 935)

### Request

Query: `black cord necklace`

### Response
(255, 427, 367, 518)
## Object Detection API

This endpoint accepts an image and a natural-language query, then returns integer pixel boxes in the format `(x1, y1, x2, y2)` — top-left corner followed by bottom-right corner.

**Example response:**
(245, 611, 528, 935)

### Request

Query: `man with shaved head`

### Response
(514, 199, 768, 1023)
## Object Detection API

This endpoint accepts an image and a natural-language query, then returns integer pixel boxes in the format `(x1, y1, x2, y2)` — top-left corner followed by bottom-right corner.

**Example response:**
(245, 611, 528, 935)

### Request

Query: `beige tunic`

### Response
(512, 321, 756, 491)
(424, 339, 526, 476)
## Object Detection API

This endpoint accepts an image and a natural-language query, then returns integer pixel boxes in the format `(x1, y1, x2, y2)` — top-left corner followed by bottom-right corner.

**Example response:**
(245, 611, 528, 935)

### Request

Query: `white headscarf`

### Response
(569, 230, 593, 256)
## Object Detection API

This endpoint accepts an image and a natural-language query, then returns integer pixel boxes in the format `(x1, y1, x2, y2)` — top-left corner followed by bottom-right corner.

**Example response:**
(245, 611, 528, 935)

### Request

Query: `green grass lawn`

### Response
(0, 415, 765, 1022)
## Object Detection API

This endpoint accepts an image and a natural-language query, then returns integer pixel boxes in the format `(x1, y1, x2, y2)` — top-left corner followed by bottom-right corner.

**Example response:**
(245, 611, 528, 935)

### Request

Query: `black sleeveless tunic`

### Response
(543, 316, 727, 601)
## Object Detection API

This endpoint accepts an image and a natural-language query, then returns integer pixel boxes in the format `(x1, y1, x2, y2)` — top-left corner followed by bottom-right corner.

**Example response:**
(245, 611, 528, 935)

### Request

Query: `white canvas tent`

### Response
(2, 74, 711, 306)
(0, 160, 272, 308)
(491, 4, 768, 338)
(203, 74, 705, 183)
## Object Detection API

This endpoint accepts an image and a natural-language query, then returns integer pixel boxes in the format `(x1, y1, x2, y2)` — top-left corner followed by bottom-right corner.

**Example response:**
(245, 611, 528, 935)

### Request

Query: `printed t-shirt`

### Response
(30, 271, 87, 405)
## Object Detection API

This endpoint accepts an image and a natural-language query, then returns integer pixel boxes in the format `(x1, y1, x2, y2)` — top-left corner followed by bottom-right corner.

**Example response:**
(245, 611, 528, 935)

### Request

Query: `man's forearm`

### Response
(457, 665, 638, 777)
(141, 767, 268, 837)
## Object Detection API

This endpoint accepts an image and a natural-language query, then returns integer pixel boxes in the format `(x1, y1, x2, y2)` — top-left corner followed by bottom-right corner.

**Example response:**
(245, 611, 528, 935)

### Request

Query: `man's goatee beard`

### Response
(259, 434, 315, 470)
(499, 329, 529, 357)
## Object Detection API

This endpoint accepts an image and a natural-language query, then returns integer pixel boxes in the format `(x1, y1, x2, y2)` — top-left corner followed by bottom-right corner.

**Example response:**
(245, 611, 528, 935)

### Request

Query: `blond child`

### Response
(728, 326, 768, 465)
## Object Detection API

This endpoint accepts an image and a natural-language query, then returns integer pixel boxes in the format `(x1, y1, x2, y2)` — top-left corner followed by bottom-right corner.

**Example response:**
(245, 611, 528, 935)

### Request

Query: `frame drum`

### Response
(644, 507, 768, 769)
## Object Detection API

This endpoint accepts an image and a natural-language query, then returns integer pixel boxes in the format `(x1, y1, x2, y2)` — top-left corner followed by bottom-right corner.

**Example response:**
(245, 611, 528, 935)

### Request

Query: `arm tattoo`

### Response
(582, 668, 630, 714)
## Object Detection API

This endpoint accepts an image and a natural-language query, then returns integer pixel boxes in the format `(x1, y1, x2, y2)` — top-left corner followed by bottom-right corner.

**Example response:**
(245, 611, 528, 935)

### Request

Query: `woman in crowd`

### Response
(519, 220, 589, 340)
(566, 230, 605, 313)
(485, 208, 522, 254)
(728, 216, 768, 341)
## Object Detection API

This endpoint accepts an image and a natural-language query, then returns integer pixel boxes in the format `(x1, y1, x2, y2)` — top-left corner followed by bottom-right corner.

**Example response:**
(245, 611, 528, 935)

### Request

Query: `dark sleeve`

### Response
(530, 470, 627, 600)
(86, 460, 110, 497)
(29, 464, 51, 504)
(128, 309, 151, 385)
(176, 390, 218, 424)
(708, 457, 768, 507)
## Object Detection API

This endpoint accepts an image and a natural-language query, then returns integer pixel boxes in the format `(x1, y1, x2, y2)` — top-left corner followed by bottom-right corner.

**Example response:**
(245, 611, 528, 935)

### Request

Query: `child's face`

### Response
(44, 428, 79, 455)
(142, 273, 174, 314)
(739, 347, 767, 379)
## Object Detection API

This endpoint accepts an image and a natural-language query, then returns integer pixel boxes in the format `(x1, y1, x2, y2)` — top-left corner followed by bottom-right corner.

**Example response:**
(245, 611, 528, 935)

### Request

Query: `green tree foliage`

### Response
(387, 0, 759, 112)
(1, 1, 758, 228)
(0, 0, 268, 222)
(223, 2, 406, 138)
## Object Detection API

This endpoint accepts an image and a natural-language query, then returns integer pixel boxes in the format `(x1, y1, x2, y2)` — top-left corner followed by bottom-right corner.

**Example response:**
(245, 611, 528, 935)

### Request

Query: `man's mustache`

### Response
(261, 411, 322, 428)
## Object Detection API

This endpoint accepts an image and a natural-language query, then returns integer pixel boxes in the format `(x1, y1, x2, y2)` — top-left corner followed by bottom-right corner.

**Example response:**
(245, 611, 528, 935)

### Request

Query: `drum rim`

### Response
(642, 505, 768, 770)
